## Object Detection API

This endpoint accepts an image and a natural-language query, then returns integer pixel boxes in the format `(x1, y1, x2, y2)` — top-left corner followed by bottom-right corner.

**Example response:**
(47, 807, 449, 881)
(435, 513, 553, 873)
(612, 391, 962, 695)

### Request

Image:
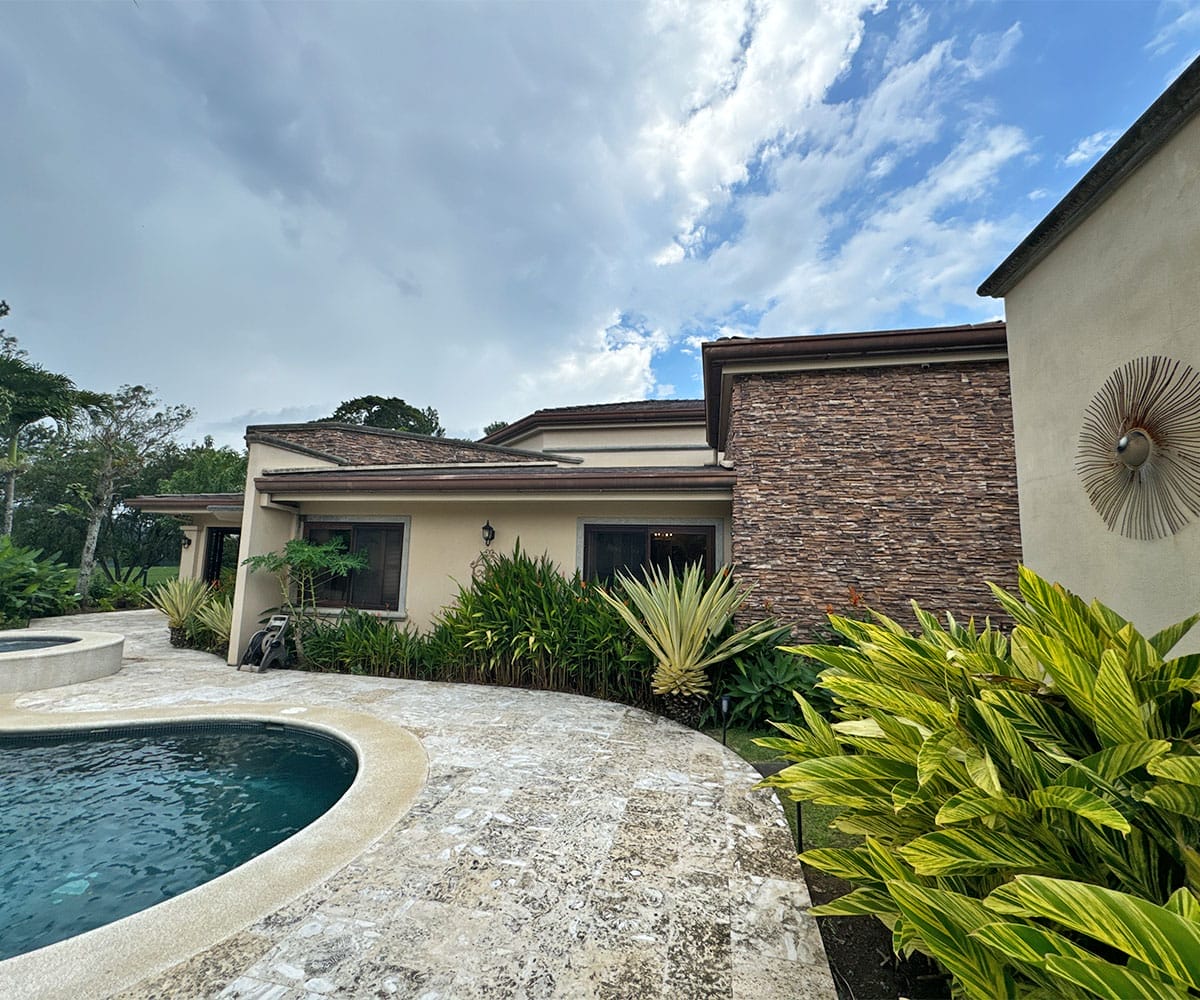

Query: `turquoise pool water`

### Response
(0, 721, 357, 960)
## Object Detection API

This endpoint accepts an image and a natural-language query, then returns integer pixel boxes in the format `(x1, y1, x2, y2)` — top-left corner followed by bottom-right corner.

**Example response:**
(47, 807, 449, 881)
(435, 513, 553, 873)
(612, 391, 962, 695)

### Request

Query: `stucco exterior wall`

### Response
(503, 423, 712, 467)
(726, 362, 1021, 630)
(230, 486, 730, 659)
(228, 444, 338, 663)
(1003, 110, 1200, 642)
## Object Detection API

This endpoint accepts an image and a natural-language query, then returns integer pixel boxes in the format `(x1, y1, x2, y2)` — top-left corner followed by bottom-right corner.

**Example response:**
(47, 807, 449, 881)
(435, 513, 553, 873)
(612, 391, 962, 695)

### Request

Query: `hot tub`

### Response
(0, 630, 124, 693)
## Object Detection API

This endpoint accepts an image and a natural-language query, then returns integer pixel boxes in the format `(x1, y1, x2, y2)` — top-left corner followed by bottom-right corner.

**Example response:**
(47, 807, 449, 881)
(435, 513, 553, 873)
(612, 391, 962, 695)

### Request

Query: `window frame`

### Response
(581, 522, 719, 582)
(301, 516, 411, 616)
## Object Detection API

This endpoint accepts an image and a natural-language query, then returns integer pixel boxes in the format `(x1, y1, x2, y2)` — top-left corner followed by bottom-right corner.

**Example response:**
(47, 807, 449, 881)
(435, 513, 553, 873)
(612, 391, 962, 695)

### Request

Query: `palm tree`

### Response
(0, 355, 97, 536)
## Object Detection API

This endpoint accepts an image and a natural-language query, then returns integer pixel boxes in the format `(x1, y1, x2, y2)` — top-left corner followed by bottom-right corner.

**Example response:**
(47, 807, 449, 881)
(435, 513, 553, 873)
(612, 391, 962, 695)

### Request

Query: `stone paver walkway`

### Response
(6, 610, 835, 999)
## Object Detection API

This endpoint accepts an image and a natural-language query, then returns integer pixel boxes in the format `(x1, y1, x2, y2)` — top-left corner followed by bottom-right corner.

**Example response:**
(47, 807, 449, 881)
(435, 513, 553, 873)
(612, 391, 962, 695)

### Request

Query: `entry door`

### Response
(203, 527, 241, 586)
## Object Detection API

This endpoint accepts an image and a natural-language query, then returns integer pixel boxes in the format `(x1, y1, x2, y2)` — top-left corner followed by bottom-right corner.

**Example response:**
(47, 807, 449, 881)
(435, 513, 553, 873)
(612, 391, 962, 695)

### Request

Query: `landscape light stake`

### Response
(719, 693, 731, 746)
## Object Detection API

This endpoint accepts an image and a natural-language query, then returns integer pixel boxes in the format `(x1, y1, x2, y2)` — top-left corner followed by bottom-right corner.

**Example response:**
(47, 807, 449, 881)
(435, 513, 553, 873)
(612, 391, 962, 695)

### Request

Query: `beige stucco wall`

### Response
(503, 423, 713, 467)
(175, 513, 241, 582)
(228, 444, 338, 663)
(229, 491, 730, 659)
(1003, 110, 1200, 644)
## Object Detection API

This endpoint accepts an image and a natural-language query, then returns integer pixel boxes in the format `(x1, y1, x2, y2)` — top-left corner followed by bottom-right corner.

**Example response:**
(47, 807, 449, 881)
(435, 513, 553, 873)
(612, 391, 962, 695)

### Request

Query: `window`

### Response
(305, 522, 406, 612)
(583, 524, 716, 583)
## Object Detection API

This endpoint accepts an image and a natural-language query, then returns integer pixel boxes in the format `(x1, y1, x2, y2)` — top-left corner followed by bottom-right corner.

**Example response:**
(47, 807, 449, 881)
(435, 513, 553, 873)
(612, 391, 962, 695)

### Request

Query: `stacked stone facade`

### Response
(727, 361, 1021, 630)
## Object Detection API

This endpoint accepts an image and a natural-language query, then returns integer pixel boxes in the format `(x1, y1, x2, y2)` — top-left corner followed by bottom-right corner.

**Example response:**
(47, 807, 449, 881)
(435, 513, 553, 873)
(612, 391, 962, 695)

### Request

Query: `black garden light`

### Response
(720, 693, 731, 746)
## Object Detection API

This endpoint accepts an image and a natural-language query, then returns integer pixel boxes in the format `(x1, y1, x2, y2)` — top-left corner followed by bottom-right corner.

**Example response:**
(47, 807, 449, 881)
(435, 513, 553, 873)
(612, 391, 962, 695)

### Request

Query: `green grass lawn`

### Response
(66, 564, 178, 594)
(703, 723, 855, 852)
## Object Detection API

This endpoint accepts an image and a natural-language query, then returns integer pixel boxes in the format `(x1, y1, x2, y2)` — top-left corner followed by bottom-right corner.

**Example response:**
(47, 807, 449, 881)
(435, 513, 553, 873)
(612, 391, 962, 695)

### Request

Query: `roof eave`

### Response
(978, 54, 1200, 299)
(481, 401, 706, 446)
(701, 322, 1008, 447)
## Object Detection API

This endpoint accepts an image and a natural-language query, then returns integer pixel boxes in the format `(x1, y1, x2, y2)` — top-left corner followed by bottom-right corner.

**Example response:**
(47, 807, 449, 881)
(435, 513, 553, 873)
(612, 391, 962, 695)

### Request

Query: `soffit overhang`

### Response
(701, 322, 1009, 449)
(978, 54, 1200, 299)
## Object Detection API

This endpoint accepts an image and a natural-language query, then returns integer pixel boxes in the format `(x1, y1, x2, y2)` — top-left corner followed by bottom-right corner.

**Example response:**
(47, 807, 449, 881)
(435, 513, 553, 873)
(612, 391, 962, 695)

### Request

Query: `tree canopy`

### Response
(482, 420, 509, 437)
(320, 395, 444, 436)
(0, 320, 105, 536)
(158, 437, 247, 494)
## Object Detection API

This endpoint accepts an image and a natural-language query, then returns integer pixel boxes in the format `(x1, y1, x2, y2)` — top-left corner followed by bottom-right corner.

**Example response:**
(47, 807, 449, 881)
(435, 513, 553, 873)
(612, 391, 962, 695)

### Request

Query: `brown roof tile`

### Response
(246, 423, 563, 467)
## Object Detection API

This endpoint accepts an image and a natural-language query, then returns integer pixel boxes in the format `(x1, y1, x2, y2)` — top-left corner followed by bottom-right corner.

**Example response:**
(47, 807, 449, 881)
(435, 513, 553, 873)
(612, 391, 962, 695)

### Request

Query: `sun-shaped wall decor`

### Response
(1076, 355, 1200, 540)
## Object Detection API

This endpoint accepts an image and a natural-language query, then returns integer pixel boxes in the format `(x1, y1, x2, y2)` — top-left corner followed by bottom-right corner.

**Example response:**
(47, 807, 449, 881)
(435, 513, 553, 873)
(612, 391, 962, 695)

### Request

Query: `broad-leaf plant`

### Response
(761, 566, 1200, 999)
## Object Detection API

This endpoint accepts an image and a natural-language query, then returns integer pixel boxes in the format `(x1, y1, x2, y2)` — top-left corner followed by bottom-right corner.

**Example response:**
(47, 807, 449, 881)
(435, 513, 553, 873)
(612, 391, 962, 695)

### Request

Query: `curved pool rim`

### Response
(0, 703, 428, 999)
(0, 629, 124, 693)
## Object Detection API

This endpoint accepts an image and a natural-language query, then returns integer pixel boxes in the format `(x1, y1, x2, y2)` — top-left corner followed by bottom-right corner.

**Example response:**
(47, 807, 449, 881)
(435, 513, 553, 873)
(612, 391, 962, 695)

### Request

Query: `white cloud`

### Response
(1146, 3, 1200, 57)
(1062, 129, 1121, 168)
(0, 0, 1047, 447)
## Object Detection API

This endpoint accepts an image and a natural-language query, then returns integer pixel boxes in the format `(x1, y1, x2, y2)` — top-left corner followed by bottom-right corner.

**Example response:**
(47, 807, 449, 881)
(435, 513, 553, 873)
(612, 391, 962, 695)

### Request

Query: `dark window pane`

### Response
(347, 526, 404, 610)
(649, 530, 710, 576)
(587, 529, 646, 583)
(307, 526, 352, 606)
(585, 524, 715, 583)
(304, 523, 403, 611)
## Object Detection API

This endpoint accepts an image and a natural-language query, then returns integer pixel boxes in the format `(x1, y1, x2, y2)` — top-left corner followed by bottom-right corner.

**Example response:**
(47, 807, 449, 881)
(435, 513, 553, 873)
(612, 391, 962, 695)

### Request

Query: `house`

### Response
(132, 322, 1021, 665)
(978, 54, 1200, 643)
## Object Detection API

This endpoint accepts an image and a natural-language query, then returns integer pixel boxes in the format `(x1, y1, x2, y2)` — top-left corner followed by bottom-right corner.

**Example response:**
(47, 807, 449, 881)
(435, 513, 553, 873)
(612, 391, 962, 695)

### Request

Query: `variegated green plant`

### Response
(146, 576, 213, 646)
(597, 561, 778, 697)
(758, 566, 1200, 998)
(191, 592, 233, 652)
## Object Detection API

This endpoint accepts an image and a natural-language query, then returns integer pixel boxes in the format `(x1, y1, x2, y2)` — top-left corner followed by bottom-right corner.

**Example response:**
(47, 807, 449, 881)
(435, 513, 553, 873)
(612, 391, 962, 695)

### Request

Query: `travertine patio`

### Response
(1, 610, 834, 999)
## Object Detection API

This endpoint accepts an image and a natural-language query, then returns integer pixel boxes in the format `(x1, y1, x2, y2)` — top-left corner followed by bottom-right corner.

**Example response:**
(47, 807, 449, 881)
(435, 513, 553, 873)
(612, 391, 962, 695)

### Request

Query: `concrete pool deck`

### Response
(2, 610, 835, 999)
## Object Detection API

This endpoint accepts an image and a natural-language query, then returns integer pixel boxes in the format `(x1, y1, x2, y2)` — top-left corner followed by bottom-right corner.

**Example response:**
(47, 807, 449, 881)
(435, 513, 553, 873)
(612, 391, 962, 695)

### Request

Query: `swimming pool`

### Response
(0, 720, 357, 960)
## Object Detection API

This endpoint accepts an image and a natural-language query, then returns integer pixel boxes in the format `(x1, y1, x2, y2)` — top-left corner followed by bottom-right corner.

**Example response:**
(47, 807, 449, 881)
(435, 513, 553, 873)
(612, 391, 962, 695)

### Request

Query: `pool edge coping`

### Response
(0, 702, 428, 998)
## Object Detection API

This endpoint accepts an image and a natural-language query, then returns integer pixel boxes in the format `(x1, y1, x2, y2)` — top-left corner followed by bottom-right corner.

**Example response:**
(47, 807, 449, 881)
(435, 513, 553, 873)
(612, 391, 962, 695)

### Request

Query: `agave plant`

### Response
(759, 565, 1200, 999)
(597, 561, 778, 707)
(146, 577, 212, 647)
(191, 593, 233, 655)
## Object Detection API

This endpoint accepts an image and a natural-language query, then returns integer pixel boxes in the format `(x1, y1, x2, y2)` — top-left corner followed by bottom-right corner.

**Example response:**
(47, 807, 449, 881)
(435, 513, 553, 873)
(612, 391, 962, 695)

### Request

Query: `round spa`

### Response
(0, 630, 125, 693)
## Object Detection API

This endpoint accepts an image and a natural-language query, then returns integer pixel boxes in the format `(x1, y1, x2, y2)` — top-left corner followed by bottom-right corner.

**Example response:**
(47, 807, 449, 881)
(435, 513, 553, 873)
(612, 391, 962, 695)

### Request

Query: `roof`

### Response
(255, 463, 734, 496)
(480, 399, 705, 445)
(979, 54, 1200, 298)
(246, 422, 573, 467)
(125, 493, 244, 515)
(701, 321, 1008, 448)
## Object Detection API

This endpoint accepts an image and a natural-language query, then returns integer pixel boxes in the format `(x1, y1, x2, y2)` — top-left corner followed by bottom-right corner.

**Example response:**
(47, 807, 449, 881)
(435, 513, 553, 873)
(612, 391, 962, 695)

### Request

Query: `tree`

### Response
(0, 336, 102, 537)
(158, 437, 247, 494)
(320, 395, 444, 436)
(483, 420, 509, 437)
(55, 385, 194, 600)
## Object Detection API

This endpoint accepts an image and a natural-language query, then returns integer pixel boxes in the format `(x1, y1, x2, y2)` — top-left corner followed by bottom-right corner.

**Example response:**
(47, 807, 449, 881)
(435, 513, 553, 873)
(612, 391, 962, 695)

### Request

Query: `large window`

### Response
(583, 524, 716, 583)
(305, 522, 406, 612)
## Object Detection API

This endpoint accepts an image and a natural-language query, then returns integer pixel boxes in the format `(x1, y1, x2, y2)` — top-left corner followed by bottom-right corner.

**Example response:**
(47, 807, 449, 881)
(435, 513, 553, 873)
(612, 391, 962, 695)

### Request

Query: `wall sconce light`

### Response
(181, 536, 192, 549)
(481, 520, 496, 547)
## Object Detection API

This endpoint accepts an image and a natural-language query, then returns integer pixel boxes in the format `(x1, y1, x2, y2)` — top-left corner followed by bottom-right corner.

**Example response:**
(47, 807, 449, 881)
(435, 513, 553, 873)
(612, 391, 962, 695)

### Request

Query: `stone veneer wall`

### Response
(727, 361, 1020, 631)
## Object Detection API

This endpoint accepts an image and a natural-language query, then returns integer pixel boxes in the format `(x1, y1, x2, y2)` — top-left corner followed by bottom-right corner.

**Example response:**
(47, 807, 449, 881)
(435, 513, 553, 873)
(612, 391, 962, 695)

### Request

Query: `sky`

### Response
(2, 1, 1199, 448)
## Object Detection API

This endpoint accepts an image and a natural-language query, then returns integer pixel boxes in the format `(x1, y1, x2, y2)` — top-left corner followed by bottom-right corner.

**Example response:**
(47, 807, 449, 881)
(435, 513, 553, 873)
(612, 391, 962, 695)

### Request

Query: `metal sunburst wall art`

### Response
(1076, 355, 1200, 540)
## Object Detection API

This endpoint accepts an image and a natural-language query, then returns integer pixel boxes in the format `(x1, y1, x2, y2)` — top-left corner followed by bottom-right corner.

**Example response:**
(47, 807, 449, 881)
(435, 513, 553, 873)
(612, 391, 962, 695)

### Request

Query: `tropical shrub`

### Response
(146, 576, 212, 646)
(242, 536, 368, 615)
(759, 565, 1200, 999)
(723, 630, 832, 727)
(596, 561, 778, 699)
(432, 543, 651, 703)
(191, 592, 233, 655)
(298, 609, 427, 678)
(0, 536, 77, 626)
(92, 578, 147, 611)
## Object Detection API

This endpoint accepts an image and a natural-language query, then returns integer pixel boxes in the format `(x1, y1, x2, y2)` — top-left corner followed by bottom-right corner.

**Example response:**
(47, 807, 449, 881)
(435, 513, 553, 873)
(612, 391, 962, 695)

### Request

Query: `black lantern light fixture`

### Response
(481, 520, 496, 547)
(181, 535, 192, 549)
